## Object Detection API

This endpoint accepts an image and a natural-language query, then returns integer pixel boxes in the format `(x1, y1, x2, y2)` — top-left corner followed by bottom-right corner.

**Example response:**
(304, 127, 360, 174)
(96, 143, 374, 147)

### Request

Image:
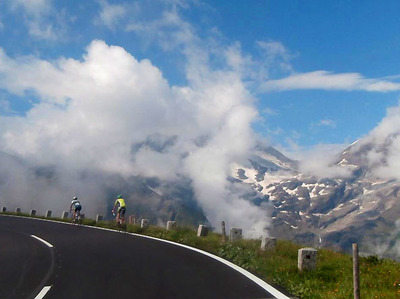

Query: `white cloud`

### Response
(260, 70, 400, 92)
(298, 143, 352, 178)
(357, 105, 400, 180)
(11, 0, 51, 15)
(0, 38, 269, 236)
(318, 119, 336, 128)
(6, 0, 68, 40)
(257, 40, 294, 74)
(96, 0, 130, 29)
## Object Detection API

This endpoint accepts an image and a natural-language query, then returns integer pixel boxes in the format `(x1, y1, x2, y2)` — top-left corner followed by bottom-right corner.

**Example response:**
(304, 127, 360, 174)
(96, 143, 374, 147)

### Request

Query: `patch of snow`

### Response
(284, 187, 298, 196)
(147, 186, 163, 196)
(319, 188, 329, 196)
(363, 188, 374, 195)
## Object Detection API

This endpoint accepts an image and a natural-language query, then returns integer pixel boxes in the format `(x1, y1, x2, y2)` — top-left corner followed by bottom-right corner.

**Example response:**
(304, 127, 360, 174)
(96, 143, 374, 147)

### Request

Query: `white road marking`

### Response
(34, 286, 52, 299)
(31, 235, 54, 248)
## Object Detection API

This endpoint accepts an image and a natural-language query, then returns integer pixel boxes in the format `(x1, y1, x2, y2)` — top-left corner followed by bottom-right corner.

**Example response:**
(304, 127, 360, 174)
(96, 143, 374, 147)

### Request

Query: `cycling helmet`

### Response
(117, 194, 122, 199)
(73, 196, 78, 200)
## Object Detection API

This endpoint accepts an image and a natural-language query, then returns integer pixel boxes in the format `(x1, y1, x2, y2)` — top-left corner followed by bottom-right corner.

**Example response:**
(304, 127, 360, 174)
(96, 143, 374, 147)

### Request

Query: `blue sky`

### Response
(0, 0, 400, 154)
(2, 0, 400, 234)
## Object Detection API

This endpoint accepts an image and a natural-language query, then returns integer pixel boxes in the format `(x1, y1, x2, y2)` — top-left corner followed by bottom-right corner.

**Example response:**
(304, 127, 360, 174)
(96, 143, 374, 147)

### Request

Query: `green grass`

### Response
(3, 211, 400, 298)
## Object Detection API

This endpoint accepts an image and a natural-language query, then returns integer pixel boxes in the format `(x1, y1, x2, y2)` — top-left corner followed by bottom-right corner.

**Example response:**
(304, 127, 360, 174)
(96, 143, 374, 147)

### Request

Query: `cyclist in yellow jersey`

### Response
(112, 194, 126, 225)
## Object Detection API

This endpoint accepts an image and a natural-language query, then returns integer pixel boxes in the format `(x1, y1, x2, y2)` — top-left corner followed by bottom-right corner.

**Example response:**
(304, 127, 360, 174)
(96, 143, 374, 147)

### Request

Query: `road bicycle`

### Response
(71, 209, 82, 224)
(113, 212, 126, 231)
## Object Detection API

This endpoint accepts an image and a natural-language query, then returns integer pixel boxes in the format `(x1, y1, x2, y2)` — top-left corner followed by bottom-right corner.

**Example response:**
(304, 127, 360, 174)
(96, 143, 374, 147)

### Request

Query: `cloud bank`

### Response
(356, 105, 400, 180)
(260, 71, 400, 92)
(0, 40, 269, 236)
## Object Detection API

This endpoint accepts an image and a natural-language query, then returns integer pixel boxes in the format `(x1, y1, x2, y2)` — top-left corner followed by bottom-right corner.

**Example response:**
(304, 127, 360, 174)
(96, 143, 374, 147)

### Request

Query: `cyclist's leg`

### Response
(120, 207, 126, 224)
(76, 206, 82, 223)
(116, 207, 121, 224)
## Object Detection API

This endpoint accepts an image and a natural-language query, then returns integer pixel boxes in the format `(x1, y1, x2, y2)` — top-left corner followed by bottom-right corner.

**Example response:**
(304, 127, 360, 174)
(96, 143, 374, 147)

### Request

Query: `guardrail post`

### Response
(15, 208, 21, 214)
(229, 228, 242, 241)
(30, 209, 36, 216)
(167, 221, 177, 230)
(197, 224, 209, 237)
(61, 211, 69, 219)
(261, 237, 277, 251)
(45, 210, 52, 218)
(353, 243, 360, 299)
(141, 219, 149, 229)
(221, 221, 227, 242)
(1, 207, 6, 212)
(298, 248, 317, 271)
(96, 215, 103, 222)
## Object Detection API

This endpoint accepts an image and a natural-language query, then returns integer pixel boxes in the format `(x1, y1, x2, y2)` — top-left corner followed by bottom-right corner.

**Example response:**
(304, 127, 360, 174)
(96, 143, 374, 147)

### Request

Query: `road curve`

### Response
(0, 215, 294, 299)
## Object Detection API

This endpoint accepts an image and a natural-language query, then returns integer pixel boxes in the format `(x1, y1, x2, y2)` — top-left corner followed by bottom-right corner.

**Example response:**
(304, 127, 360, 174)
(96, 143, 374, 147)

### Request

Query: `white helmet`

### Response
(73, 196, 78, 200)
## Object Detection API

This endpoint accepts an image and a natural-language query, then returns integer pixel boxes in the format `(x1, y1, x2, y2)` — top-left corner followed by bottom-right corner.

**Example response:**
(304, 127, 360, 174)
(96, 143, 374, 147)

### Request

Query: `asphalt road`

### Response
(0, 215, 293, 299)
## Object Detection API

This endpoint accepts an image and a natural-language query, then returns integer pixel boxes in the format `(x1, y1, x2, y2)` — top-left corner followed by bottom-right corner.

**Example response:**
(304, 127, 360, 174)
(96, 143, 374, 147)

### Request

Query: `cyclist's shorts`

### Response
(74, 205, 82, 212)
(118, 207, 126, 216)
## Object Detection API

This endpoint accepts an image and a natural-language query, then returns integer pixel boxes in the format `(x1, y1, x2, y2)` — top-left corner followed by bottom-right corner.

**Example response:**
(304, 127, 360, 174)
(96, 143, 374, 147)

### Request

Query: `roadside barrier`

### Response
(230, 227, 243, 241)
(166, 221, 177, 230)
(197, 224, 209, 237)
(298, 247, 317, 271)
(261, 237, 277, 251)
(141, 219, 149, 228)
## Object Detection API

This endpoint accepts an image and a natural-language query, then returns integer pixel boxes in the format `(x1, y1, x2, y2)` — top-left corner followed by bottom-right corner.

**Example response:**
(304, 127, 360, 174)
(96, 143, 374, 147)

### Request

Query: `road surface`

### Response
(0, 215, 294, 299)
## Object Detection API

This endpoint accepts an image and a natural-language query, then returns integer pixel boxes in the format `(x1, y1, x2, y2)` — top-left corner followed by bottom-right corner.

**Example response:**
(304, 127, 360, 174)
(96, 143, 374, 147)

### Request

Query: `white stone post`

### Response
(61, 211, 69, 219)
(197, 224, 209, 237)
(96, 215, 103, 222)
(229, 228, 242, 241)
(1, 207, 6, 212)
(298, 248, 317, 271)
(15, 208, 21, 213)
(261, 237, 277, 251)
(141, 219, 149, 229)
(30, 209, 36, 216)
(167, 221, 177, 230)
(45, 210, 52, 218)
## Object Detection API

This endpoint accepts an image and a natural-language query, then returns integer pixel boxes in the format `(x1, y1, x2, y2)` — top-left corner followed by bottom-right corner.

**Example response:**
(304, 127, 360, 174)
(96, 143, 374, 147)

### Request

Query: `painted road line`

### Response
(31, 235, 54, 248)
(124, 232, 293, 299)
(34, 286, 52, 299)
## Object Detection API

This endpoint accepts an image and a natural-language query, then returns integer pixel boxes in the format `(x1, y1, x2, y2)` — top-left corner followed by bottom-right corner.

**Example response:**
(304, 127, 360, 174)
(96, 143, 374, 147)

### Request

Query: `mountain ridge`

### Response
(234, 139, 400, 258)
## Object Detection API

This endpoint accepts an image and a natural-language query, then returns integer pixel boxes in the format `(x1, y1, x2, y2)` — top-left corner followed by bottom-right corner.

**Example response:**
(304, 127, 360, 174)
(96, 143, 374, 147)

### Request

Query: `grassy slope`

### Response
(4, 212, 400, 299)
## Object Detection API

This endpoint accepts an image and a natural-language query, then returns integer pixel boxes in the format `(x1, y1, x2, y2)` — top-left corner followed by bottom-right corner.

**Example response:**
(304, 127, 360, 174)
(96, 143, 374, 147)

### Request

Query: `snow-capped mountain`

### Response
(233, 140, 400, 258)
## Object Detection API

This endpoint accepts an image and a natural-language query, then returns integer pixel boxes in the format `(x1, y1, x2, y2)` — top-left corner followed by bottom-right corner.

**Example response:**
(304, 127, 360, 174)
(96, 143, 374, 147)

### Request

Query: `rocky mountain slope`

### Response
(233, 140, 400, 258)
